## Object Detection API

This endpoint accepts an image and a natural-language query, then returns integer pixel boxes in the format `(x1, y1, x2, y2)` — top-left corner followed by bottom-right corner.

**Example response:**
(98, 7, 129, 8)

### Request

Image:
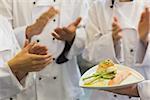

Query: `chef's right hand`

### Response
(138, 7, 150, 46)
(26, 7, 59, 39)
(112, 17, 122, 44)
(8, 42, 53, 73)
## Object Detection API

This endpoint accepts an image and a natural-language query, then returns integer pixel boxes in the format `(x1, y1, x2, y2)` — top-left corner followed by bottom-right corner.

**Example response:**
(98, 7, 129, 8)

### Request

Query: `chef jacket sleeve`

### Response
(0, 55, 23, 99)
(135, 38, 150, 67)
(0, 0, 13, 25)
(138, 80, 150, 100)
(14, 26, 27, 48)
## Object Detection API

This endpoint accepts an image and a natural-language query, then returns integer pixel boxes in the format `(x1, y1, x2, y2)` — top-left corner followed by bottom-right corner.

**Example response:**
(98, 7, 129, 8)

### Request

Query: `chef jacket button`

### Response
(53, 38, 55, 40)
(10, 98, 13, 100)
(36, 39, 40, 43)
(53, 58, 55, 61)
(33, 1, 36, 5)
(53, 19, 56, 22)
(99, 33, 103, 36)
(39, 77, 42, 80)
(53, 0, 56, 2)
(130, 49, 134, 53)
(129, 96, 132, 99)
(53, 76, 57, 80)
(114, 95, 117, 97)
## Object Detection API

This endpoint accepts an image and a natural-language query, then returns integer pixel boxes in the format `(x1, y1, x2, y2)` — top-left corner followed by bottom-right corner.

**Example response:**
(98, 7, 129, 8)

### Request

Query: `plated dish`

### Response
(79, 59, 144, 90)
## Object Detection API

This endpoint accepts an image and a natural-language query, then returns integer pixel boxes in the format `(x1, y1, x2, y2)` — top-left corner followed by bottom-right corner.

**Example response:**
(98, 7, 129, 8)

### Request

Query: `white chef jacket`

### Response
(138, 80, 150, 100)
(0, 0, 87, 100)
(136, 33, 150, 100)
(67, 0, 149, 100)
(0, 0, 90, 29)
(0, 15, 24, 100)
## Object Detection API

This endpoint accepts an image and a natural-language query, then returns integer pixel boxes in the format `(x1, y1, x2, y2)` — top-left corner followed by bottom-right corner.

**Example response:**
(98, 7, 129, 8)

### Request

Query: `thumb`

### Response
(24, 42, 36, 52)
(140, 11, 146, 23)
(113, 16, 118, 22)
(72, 17, 82, 27)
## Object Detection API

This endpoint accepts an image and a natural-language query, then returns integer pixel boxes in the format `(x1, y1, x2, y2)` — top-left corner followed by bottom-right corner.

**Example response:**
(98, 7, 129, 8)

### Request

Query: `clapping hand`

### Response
(52, 17, 82, 43)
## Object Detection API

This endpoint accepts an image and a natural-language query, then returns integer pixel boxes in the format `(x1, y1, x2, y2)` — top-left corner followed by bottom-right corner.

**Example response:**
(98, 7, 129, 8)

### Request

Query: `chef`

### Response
(65, 0, 149, 100)
(0, 15, 52, 100)
(0, 0, 87, 100)
(103, 5, 150, 100)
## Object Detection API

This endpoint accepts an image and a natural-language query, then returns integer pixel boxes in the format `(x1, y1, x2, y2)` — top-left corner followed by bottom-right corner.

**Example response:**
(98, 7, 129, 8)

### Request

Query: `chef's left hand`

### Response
(138, 7, 150, 46)
(24, 39, 48, 55)
(108, 84, 139, 97)
(52, 17, 82, 43)
(26, 7, 59, 40)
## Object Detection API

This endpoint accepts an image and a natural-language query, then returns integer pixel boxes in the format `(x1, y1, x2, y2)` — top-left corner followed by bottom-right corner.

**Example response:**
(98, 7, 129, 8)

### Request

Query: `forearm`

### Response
(110, 85, 139, 97)
(0, 62, 23, 99)
(15, 72, 28, 83)
(135, 39, 149, 65)
(66, 27, 86, 60)
(8, 59, 28, 85)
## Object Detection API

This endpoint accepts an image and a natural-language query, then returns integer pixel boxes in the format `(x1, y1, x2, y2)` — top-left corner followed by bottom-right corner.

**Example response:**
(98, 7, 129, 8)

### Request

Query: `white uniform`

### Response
(77, 0, 149, 100)
(138, 80, 150, 100)
(0, 0, 87, 100)
(0, 16, 23, 100)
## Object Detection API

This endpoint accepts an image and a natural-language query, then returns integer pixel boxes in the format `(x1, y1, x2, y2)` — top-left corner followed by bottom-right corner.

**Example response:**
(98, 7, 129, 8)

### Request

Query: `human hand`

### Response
(112, 17, 122, 44)
(8, 42, 53, 73)
(52, 17, 82, 43)
(138, 8, 150, 46)
(24, 40, 48, 55)
(108, 84, 139, 97)
(26, 7, 59, 39)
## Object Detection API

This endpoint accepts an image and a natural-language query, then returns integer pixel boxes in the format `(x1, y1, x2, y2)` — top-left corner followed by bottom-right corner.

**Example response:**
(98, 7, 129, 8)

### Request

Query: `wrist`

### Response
(131, 85, 139, 97)
(67, 34, 75, 46)
(8, 59, 18, 73)
(140, 38, 148, 47)
(26, 26, 34, 39)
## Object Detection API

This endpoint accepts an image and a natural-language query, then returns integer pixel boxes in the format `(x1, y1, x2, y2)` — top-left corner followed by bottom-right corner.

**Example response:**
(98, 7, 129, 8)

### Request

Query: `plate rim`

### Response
(79, 64, 145, 89)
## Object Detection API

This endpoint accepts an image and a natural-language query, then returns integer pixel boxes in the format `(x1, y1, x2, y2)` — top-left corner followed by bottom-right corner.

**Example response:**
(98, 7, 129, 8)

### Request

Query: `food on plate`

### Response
(108, 70, 131, 86)
(82, 59, 131, 87)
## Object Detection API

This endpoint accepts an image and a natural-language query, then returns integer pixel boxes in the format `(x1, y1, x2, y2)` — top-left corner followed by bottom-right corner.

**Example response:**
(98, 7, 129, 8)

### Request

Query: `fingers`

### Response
(32, 56, 53, 66)
(39, 7, 59, 21)
(113, 25, 122, 35)
(31, 59, 52, 72)
(54, 28, 63, 35)
(71, 17, 82, 27)
(29, 44, 48, 55)
(113, 16, 118, 22)
(145, 8, 150, 23)
(112, 21, 122, 35)
(52, 32, 62, 40)
(140, 11, 145, 23)
(52, 27, 66, 40)
(24, 42, 37, 51)
(31, 54, 52, 60)
(112, 17, 122, 42)
(114, 34, 122, 41)
(140, 8, 150, 22)
(63, 27, 72, 34)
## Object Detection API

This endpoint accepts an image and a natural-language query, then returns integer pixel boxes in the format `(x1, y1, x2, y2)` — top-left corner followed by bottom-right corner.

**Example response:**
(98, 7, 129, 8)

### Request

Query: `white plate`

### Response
(79, 64, 145, 90)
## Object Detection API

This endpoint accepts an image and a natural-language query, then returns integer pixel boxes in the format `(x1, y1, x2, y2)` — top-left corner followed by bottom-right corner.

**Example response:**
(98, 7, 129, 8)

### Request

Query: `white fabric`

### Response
(138, 80, 150, 100)
(80, 0, 148, 100)
(0, 0, 87, 100)
(0, 16, 24, 100)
